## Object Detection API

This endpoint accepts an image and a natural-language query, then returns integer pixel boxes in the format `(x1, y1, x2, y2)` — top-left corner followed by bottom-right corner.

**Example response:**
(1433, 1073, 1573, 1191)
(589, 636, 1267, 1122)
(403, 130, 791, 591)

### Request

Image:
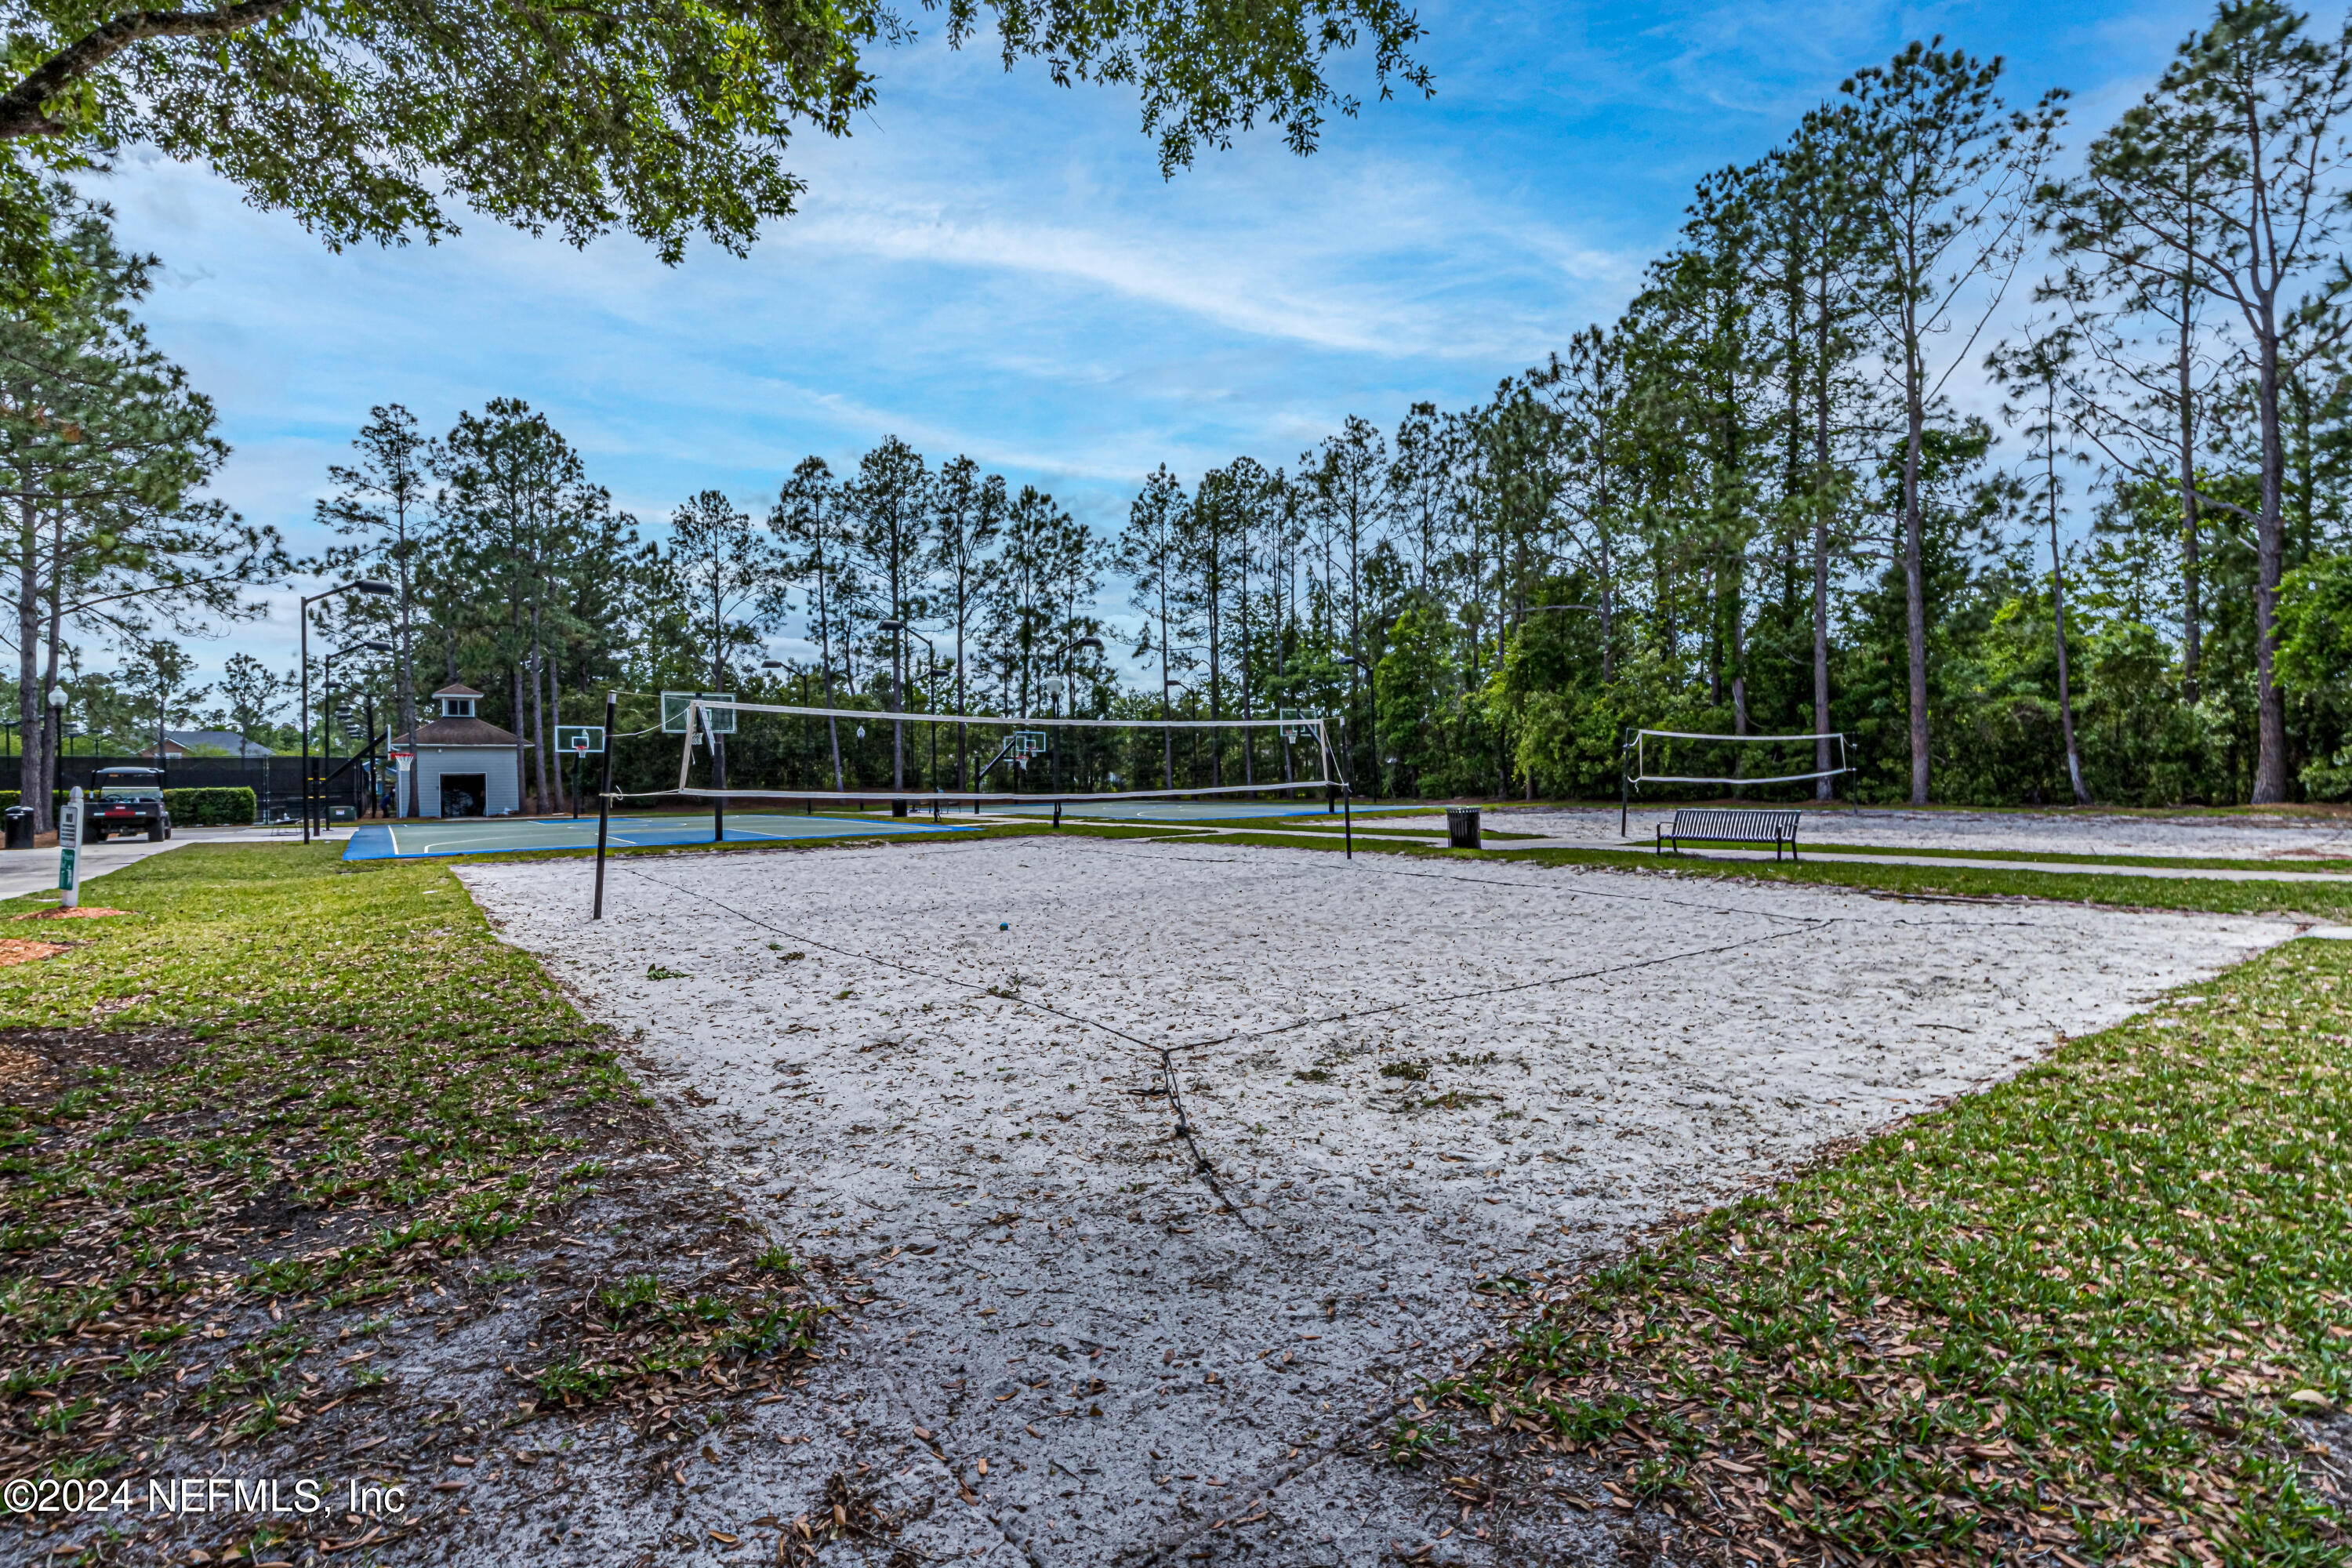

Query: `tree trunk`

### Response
(2050, 492, 2089, 805)
(1155, 569, 1173, 789)
(1813, 276, 1835, 800)
(16, 497, 45, 833)
(1901, 336, 1931, 808)
(510, 664, 528, 816)
(2251, 325, 2288, 803)
(2178, 275, 2202, 705)
(528, 620, 550, 815)
(42, 508, 64, 818)
(396, 510, 419, 817)
(817, 542, 844, 793)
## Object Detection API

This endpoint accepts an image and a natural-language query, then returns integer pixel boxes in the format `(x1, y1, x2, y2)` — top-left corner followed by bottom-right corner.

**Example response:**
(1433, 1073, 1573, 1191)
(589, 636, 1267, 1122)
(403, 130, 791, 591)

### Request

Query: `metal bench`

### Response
(1655, 807, 1803, 861)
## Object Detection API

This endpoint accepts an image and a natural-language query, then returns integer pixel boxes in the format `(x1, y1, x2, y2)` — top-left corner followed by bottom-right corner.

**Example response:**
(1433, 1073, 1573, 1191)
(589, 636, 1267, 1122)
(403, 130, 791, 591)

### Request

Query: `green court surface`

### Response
(342, 812, 976, 860)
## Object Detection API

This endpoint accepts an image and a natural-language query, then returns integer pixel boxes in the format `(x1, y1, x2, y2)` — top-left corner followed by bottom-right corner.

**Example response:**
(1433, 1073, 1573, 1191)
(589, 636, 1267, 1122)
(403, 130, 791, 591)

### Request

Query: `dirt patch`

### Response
(0, 940, 64, 967)
(10, 906, 132, 921)
(0, 1077, 842, 1568)
(0, 1024, 201, 1102)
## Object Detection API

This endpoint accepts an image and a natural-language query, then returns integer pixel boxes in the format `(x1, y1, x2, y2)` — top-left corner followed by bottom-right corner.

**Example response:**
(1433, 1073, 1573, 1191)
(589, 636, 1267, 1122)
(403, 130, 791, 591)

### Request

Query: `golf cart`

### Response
(89, 767, 173, 842)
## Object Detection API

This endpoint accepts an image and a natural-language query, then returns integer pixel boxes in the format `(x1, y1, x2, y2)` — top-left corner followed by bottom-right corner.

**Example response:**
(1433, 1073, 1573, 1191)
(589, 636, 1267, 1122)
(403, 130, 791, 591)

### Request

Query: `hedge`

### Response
(0, 786, 255, 824)
(162, 788, 256, 826)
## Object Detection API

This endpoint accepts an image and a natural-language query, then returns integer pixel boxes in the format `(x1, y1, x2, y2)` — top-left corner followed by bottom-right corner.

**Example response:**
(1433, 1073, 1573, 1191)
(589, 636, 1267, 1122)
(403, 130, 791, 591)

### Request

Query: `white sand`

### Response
(458, 839, 2294, 1563)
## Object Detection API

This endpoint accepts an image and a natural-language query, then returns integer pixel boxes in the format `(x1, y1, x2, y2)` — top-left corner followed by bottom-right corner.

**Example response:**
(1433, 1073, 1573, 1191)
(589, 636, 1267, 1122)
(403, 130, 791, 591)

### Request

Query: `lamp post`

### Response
(322, 640, 394, 829)
(44, 688, 64, 820)
(1051, 636, 1104, 795)
(1338, 653, 1374, 807)
(1167, 680, 1196, 793)
(876, 621, 936, 802)
(300, 580, 395, 843)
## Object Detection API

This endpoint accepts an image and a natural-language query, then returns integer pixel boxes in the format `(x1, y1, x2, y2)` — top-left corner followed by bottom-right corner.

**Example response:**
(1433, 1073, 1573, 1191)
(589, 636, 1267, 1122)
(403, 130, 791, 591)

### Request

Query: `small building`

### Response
(390, 685, 523, 818)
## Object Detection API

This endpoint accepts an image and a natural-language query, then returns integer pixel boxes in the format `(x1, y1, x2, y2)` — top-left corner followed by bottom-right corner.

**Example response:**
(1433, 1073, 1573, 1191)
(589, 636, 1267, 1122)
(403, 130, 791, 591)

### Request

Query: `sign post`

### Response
(57, 786, 82, 909)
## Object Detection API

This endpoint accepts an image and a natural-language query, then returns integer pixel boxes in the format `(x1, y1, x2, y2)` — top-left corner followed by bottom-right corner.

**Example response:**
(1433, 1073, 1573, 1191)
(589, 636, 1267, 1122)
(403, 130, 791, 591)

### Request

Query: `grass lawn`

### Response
(0, 843, 822, 1531)
(1406, 934, 2352, 1564)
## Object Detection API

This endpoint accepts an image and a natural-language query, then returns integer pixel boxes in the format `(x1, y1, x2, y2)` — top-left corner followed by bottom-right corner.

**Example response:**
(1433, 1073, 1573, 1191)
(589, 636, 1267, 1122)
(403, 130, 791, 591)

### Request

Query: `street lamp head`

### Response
(1072, 637, 1105, 653)
(760, 659, 786, 669)
(876, 619, 907, 633)
(45, 688, 64, 710)
(358, 640, 393, 654)
(350, 579, 395, 597)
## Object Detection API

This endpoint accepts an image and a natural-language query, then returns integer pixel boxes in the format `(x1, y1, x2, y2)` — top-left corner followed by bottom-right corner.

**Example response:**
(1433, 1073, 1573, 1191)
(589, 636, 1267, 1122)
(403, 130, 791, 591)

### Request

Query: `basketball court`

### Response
(340, 811, 978, 861)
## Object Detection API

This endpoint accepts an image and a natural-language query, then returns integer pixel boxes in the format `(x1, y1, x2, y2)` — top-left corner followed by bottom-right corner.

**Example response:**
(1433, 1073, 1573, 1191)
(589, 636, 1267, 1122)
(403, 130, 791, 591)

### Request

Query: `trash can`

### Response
(1446, 806, 1482, 850)
(3, 806, 31, 850)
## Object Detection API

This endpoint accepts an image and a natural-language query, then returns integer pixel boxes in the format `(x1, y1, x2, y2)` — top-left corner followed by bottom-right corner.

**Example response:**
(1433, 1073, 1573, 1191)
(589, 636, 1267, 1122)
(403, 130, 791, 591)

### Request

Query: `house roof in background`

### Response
(433, 684, 485, 699)
(162, 729, 277, 758)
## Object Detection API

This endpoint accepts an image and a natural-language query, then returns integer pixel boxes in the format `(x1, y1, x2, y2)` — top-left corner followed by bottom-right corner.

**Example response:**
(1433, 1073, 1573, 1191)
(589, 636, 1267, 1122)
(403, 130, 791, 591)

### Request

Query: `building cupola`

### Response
(433, 684, 483, 720)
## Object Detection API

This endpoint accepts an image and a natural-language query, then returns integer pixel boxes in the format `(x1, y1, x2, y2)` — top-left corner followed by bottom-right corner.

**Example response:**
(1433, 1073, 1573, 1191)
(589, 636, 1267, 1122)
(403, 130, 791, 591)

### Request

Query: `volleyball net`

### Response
(1619, 728, 1856, 833)
(621, 696, 1345, 811)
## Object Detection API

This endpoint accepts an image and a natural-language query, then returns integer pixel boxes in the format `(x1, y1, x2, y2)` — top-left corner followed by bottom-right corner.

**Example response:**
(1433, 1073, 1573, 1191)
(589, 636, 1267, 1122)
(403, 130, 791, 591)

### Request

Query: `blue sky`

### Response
(89, 0, 2223, 694)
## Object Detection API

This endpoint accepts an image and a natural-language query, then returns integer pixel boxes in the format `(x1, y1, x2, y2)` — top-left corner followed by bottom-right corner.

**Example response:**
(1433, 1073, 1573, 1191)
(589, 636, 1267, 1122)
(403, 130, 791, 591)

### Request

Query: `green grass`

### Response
(0, 843, 678, 1464)
(1410, 936, 2352, 1563)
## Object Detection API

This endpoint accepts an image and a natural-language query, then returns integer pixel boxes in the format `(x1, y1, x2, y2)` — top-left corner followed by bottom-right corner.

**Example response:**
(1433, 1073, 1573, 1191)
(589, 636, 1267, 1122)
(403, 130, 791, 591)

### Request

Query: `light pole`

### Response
(876, 621, 936, 802)
(1051, 636, 1104, 794)
(300, 580, 395, 843)
(45, 688, 64, 819)
(1339, 653, 1374, 807)
(1167, 680, 1197, 793)
(323, 640, 393, 829)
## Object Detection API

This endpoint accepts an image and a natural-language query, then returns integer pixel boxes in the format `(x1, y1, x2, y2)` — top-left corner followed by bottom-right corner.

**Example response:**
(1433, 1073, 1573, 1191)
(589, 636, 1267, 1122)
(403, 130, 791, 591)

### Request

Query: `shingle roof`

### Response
(392, 717, 521, 748)
(432, 683, 485, 699)
(161, 729, 277, 758)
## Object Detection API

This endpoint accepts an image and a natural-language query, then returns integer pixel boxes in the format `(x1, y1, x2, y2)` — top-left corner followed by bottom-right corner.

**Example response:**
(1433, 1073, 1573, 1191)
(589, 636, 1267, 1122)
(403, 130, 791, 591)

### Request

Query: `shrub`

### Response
(160, 788, 256, 826)
(0, 787, 254, 824)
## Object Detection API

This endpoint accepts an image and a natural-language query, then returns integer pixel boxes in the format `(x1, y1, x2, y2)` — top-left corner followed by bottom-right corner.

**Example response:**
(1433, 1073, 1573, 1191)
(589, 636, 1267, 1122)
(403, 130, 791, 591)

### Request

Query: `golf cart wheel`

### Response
(148, 824, 165, 842)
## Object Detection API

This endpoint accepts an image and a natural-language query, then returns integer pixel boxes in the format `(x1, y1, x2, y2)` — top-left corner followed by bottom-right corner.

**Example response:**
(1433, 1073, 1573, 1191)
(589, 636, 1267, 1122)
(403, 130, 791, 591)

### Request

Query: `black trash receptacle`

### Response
(4, 806, 33, 850)
(1446, 806, 1482, 850)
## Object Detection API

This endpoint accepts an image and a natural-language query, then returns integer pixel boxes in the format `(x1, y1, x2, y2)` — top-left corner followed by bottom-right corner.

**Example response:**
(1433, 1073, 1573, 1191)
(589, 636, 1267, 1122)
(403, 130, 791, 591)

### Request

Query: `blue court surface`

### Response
(343, 812, 977, 860)
(988, 799, 1335, 822)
